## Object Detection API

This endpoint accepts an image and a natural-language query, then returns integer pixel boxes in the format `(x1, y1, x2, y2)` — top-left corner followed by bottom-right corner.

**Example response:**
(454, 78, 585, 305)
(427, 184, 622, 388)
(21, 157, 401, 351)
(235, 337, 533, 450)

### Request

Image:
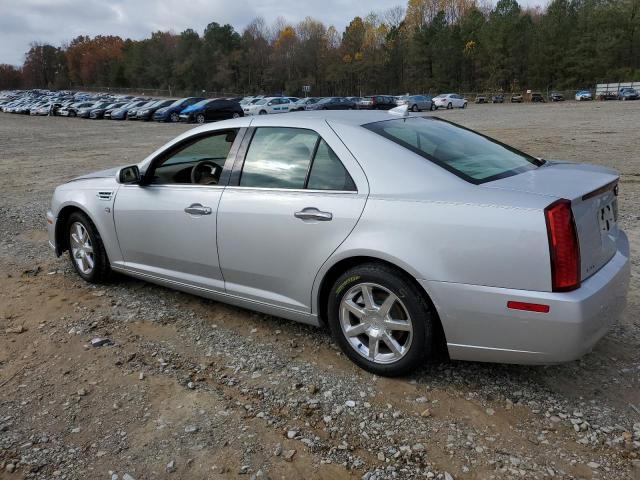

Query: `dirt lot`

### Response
(0, 102, 639, 480)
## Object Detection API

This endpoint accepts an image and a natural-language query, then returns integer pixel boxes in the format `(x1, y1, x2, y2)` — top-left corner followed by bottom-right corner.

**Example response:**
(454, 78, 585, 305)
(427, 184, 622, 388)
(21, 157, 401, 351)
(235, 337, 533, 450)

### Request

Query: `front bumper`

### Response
(422, 231, 630, 364)
(46, 210, 58, 255)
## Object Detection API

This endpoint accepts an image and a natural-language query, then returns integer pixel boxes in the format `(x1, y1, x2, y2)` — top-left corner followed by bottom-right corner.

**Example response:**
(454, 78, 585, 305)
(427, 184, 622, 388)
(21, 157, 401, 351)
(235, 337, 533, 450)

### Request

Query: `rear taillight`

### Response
(545, 199, 580, 292)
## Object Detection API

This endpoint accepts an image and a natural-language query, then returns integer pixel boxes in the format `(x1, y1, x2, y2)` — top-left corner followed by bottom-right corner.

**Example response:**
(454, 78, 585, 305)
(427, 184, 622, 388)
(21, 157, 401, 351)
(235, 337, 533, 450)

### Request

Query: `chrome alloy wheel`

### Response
(339, 282, 413, 364)
(69, 221, 95, 275)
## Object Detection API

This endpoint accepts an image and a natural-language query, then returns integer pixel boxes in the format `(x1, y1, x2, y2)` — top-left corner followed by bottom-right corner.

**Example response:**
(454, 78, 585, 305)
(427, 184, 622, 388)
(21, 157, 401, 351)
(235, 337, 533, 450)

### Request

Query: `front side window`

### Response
(240, 127, 356, 191)
(364, 117, 542, 184)
(150, 130, 238, 185)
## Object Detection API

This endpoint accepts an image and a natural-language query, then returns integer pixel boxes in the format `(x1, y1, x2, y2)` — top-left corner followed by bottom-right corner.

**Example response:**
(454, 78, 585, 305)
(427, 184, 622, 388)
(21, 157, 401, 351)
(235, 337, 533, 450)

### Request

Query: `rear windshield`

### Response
(364, 117, 542, 184)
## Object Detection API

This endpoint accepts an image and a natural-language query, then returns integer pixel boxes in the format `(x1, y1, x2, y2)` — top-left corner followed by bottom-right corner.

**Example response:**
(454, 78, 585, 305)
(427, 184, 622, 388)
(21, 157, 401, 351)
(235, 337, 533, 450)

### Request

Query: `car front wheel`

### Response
(170, 112, 179, 122)
(446, 102, 452, 109)
(67, 211, 111, 283)
(462, 102, 467, 109)
(328, 263, 434, 376)
(196, 113, 206, 124)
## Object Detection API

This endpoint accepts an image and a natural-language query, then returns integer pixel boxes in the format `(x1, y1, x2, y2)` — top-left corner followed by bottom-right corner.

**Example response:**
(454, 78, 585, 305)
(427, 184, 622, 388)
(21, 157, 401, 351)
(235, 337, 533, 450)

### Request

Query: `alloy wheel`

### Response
(69, 222, 95, 275)
(339, 282, 413, 364)
(170, 112, 179, 122)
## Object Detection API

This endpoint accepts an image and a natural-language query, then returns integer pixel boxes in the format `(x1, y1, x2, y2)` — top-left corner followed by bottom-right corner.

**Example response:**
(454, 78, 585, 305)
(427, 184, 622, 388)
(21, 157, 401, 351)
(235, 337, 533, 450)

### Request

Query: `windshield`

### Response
(364, 117, 543, 184)
(191, 99, 212, 108)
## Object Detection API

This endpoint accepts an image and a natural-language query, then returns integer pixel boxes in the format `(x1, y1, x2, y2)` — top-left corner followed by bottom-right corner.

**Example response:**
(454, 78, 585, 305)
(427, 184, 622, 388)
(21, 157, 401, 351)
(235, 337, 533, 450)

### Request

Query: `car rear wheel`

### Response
(170, 112, 179, 122)
(196, 113, 206, 124)
(67, 211, 111, 283)
(328, 263, 434, 376)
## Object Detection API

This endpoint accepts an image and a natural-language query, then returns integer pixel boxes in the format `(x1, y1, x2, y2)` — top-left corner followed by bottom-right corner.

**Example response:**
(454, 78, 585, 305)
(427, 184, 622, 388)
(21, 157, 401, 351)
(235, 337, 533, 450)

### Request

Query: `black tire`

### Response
(66, 211, 111, 283)
(259, 110, 267, 115)
(196, 113, 206, 124)
(462, 102, 467, 109)
(430, 103, 435, 111)
(170, 112, 179, 122)
(69, 111, 76, 118)
(447, 102, 452, 109)
(411, 104, 418, 112)
(327, 263, 435, 376)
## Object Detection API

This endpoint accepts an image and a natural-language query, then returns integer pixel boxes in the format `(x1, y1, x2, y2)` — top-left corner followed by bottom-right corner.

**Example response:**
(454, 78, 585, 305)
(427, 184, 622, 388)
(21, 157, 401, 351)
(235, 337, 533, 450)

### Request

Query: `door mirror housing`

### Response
(116, 165, 141, 184)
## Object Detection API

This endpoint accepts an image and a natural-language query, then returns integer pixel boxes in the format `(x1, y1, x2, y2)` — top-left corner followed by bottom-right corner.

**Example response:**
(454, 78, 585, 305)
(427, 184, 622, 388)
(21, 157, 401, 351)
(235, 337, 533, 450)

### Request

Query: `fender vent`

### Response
(97, 191, 113, 201)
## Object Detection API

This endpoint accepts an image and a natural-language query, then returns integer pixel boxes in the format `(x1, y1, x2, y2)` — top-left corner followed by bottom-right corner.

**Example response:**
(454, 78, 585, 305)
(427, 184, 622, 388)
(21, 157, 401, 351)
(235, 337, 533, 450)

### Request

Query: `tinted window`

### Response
(364, 117, 542, 184)
(307, 140, 356, 191)
(240, 128, 318, 189)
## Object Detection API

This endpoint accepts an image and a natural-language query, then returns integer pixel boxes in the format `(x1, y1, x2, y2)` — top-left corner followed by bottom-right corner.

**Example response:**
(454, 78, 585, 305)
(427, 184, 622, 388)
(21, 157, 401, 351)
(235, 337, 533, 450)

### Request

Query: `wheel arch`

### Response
(314, 254, 448, 357)
(54, 203, 101, 256)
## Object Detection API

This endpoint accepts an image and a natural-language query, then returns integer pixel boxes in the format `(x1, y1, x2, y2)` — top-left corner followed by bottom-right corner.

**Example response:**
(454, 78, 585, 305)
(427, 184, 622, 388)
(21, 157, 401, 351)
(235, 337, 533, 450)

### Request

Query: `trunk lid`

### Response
(484, 161, 620, 282)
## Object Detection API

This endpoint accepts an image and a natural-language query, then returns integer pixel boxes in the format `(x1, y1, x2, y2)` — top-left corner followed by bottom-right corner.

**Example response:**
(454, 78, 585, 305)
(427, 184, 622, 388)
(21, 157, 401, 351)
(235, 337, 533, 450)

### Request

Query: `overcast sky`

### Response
(1, 0, 544, 66)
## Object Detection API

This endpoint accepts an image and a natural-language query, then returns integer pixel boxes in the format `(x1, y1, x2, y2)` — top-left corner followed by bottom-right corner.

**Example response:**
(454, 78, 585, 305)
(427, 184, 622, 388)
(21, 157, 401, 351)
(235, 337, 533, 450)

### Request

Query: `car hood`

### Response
(68, 166, 120, 183)
(181, 104, 202, 114)
(155, 107, 169, 115)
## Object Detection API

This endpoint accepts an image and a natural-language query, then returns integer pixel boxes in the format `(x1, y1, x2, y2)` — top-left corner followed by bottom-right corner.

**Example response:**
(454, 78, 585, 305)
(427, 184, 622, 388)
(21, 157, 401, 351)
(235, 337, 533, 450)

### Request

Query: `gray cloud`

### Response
(0, 0, 544, 65)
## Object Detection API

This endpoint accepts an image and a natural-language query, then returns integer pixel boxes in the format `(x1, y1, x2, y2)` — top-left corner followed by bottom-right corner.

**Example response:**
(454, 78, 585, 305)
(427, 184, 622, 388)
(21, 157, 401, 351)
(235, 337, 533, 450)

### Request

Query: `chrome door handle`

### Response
(184, 203, 212, 216)
(294, 207, 333, 221)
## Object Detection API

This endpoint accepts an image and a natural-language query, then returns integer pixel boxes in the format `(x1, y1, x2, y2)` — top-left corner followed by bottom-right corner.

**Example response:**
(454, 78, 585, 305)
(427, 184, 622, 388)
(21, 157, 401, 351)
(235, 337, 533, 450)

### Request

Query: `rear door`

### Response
(217, 125, 368, 312)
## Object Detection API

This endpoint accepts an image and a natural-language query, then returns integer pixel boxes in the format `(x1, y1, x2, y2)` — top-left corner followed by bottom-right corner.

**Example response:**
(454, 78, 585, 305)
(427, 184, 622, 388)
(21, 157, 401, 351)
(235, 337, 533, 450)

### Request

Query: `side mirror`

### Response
(267, 101, 273, 106)
(116, 165, 141, 184)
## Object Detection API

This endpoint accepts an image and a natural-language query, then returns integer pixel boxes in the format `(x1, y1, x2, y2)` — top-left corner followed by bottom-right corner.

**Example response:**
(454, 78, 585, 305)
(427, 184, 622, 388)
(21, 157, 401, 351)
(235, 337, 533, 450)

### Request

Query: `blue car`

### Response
(152, 97, 204, 122)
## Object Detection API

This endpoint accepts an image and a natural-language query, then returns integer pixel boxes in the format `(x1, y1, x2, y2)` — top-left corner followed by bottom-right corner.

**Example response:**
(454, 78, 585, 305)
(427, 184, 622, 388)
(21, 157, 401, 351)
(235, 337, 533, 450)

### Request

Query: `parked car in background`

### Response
(550, 92, 565, 102)
(475, 95, 487, 104)
(153, 97, 205, 122)
(369, 95, 398, 110)
(47, 111, 630, 376)
(133, 99, 176, 121)
(618, 87, 639, 100)
(356, 97, 373, 109)
(396, 95, 434, 111)
(110, 100, 154, 120)
(530, 92, 546, 103)
(58, 102, 97, 117)
(290, 97, 320, 112)
(491, 94, 504, 103)
(78, 102, 112, 118)
(179, 98, 243, 123)
(433, 93, 467, 109)
(575, 90, 593, 101)
(510, 94, 523, 103)
(306, 97, 355, 110)
(89, 102, 127, 119)
(243, 97, 294, 115)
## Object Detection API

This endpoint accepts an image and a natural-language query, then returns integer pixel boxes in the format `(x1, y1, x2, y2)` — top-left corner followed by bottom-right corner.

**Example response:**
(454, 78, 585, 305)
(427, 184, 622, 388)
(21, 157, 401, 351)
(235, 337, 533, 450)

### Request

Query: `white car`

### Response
(243, 97, 293, 116)
(575, 90, 593, 101)
(433, 93, 467, 110)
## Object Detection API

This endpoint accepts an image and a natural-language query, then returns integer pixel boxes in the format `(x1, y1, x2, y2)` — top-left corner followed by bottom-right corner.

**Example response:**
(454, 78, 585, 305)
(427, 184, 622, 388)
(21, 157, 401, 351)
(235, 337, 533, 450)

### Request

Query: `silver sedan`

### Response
(47, 111, 630, 376)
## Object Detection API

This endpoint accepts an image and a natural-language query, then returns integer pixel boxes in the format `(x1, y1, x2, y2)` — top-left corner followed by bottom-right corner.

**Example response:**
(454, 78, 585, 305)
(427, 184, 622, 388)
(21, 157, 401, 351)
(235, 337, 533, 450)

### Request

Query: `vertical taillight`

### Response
(545, 199, 581, 291)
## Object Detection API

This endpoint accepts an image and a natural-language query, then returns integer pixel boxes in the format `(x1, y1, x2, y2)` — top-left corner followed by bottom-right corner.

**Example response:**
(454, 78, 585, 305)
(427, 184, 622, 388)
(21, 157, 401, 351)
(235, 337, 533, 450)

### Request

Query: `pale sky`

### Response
(0, 0, 545, 66)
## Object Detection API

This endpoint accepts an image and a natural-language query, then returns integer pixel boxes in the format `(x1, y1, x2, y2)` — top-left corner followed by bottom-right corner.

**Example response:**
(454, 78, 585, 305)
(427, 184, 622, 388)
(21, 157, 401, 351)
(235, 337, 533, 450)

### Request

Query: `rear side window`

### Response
(364, 117, 542, 184)
(307, 140, 356, 191)
(240, 127, 356, 191)
(240, 128, 317, 188)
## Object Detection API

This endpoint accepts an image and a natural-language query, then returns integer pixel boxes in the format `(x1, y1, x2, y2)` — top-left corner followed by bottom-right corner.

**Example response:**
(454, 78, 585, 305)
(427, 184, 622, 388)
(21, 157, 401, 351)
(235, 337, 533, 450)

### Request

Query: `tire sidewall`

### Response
(327, 264, 433, 376)
(67, 211, 108, 283)
(196, 114, 205, 123)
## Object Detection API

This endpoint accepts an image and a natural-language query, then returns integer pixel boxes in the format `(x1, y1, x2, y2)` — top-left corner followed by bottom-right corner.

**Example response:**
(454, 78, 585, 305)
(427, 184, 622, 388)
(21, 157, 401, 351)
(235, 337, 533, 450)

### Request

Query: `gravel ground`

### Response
(0, 102, 639, 480)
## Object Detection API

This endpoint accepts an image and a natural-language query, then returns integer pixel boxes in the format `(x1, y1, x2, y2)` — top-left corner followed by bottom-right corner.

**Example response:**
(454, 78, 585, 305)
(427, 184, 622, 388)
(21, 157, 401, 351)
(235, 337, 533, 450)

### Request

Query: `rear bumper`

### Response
(422, 231, 630, 364)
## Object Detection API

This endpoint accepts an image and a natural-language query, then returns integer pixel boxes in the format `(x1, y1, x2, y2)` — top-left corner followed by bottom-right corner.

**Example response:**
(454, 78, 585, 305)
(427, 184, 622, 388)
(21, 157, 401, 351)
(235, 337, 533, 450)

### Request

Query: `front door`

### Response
(217, 126, 367, 312)
(113, 129, 240, 291)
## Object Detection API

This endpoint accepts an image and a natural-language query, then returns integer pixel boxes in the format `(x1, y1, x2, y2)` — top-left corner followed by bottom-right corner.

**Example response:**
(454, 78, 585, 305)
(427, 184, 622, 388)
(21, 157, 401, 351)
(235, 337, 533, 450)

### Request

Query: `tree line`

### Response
(1, 0, 638, 96)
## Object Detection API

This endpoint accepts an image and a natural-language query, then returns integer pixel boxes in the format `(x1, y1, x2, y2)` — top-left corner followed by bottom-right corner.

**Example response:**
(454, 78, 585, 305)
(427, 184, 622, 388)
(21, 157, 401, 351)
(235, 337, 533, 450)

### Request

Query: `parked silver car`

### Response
(47, 112, 630, 376)
(395, 95, 434, 112)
